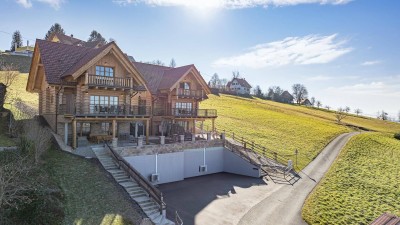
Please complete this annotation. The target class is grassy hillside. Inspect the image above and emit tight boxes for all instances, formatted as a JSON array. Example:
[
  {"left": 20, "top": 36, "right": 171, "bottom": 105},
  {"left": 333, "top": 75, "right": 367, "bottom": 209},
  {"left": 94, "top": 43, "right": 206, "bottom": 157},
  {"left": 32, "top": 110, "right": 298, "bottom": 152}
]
[
  {"left": 302, "top": 133, "right": 400, "bottom": 224},
  {"left": 44, "top": 148, "right": 142, "bottom": 225},
  {"left": 0, "top": 55, "right": 32, "bottom": 73},
  {"left": 2, "top": 73, "right": 38, "bottom": 109},
  {"left": 200, "top": 94, "right": 400, "bottom": 169}
]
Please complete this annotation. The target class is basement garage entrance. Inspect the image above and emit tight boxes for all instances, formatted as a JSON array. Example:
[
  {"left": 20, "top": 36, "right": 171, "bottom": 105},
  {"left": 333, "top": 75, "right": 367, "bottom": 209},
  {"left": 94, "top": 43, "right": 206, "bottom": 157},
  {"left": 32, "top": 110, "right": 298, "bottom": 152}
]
[{"left": 158, "top": 173, "right": 266, "bottom": 225}]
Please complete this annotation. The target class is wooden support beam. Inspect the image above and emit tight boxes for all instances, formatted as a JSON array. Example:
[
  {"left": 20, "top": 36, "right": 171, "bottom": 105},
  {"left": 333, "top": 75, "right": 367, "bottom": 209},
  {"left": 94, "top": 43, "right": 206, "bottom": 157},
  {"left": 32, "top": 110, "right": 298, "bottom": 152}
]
[
  {"left": 212, "top": 118, "right": 215, "bottom": 132},
  {"left": 146, "top": 119, "right": 150, "bottom": 144},
  {"left": 72, "top": 120, "right": 77, "bottom": 149},
  {"left": 112, "top": 119, "right": 116, "bottom": 138}
]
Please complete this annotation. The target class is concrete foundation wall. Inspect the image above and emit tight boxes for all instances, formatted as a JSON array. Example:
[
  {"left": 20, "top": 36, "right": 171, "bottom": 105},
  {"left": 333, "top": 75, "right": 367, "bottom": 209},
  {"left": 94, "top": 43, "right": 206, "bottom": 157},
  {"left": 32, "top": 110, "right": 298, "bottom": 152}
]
[
  {"left": 223, "top": 150, "right": 260, "bottom": 177},
  {"left": 124, "top": 147, "right": 260, "bottom": 185}
]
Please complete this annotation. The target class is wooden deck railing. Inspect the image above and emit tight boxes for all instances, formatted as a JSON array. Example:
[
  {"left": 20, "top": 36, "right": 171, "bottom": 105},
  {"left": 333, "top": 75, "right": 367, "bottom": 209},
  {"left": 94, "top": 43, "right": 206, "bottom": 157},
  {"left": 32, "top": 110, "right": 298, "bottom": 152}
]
[
  {"left": 104, "top": 143, "right": 166, "bottom": 215},
  {"left": 152, "top": 108, "right": 217, "bottom": 118},
  {"left": 58, "top": 104, "right": 151, "bottom": 116},
  {"left": 176, "top": 88, "right": 204, "bottom": 98},
  {"left": 87, "top": 75, "right": 133, "bottom": 88}
]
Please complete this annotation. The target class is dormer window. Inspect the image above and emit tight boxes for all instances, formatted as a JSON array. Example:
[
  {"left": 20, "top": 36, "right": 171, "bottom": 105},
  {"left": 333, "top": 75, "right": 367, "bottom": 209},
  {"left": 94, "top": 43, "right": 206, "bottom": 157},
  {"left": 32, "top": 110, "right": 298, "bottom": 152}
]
[{"left": 96, "top": 66, "right": 114, "bottom": 77}]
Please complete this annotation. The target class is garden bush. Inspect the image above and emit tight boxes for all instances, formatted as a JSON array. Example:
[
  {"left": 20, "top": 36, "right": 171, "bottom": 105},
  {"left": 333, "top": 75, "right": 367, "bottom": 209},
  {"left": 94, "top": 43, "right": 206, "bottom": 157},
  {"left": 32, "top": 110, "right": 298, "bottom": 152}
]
[{"left": 394, "top": 132, "right": 400, "bottom": 140}]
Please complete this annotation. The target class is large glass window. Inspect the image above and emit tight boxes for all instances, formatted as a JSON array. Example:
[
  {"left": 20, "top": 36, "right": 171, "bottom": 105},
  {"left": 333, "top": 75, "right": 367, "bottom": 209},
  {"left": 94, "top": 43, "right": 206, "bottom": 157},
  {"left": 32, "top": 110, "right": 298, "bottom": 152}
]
[
  {"left": 179, "top": 82, "right": 190, "bottom": 90},
  {"left": 175, "top": 102, "right": 193, "bottom": 116},
  {"left": 96, "top": 66, "right": 114, "bottom": 77},
  {"left": 90, "top": 96, "right": 119, "bottom": 114}
]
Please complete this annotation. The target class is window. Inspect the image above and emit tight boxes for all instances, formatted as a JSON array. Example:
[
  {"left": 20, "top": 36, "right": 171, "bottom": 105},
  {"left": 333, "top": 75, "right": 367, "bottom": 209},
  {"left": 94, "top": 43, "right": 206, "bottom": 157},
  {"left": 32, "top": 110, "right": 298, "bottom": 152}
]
[
  {"left": 177, "top": 121, "right": 188, "bottom": 131},
  {"left": 96, "top": 66, "right": 114, "bottom": 77},
  {"left": 101, "top": 122, "right": 110, "bottom": 134},
  {"left": 90, "top": 95, "right": 119, "bottom": 113},
  {"left": 175, "top": 102, "right": 193, "bottom": 116},
  {"left": 180, "top": 82, "right": 190, "bottom": 90},
  {"left": 175, "top": 102, "right": 192, "bottom": 109}
]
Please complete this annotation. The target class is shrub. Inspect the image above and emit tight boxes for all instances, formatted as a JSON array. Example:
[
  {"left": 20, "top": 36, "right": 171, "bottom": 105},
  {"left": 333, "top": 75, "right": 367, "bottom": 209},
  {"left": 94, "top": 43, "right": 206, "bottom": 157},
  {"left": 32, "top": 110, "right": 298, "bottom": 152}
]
[{"left": 394, "top": 133, "right": 400, "bottom": 140}]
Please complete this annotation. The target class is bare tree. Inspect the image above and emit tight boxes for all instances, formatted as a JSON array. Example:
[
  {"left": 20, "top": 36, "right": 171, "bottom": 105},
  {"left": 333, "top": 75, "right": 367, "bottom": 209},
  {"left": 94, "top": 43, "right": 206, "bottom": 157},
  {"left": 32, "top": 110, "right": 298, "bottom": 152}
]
[
  {"left": 292, "top": 84, "right": 308, "bottom": 104},
  {"left": 398, "top": 111, "right": 400, "bottom": 122},
  {"left": 335, "top": 107, "right": 347, "bottom": 124},
  {"left": 232, "top": 71, "right": 240, "bottom": 79},
  {"left": 220, "top": 78, "right": 228, "bottom": 91},
  {"left": 310, "top": 97, "right": 316, "bottom": 106},
  {"left": 344, "top": 106, "right": 351, "bottom": 113},
  {"left": 169, "top": 58, "right": 176, "bottom": 68},
  {"left": 253, "top": 85, "right": 263, "bottom": 98},
  {"left": 209, "top": 73, "right": 220, "bottom": 88},
  {"left": 0, "top": 63, "right": 19, "bottom": 88},
  {"left": 354, "top": 108, "right": 362, "bottom": 116},
  {"left": 25, "top": 119, "right": 52, "bottom": 164},
  {"left": 325, "top": 105, "right": 331, "bottom": 110},
  {"left": 0, "top": 154, "right": 36, "bottom": 209},
  {"left": 377, "top": 110, "right": 388, "bottom": 120},
  {"left": 316, "top": 100, "right": 322, "bottom": 108}
]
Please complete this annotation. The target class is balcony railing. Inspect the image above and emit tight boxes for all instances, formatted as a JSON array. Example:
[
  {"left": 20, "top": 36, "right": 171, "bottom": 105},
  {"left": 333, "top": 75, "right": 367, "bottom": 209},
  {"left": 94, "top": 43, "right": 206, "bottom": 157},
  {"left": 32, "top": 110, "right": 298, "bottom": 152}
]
[
  {"left": 87, "top": 75, "right": 133, "bottom": 88},
  {"left": 58, "top": 104, "right": 151, "bottom": 116},
  {"left": 176, "top": 88, "right": 204, "bottom": 98},
  {"left": 158, "top": 108, "right": 217, "bottom": 118}
]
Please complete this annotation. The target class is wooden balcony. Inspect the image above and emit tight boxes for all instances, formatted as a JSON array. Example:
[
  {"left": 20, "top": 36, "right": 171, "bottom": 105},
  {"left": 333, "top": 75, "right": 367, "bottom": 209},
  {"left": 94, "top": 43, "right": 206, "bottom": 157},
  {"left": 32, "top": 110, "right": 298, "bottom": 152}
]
[
  {"left": 153, "top": 108, "right": 217, "bottom": 118},
  {"left": 175, "top": 88, "right": 204, "bottom": 99},
  {"left": 86, "top": 74, "right": 143, "bottom": 90},
  {"left": 58, "top": 104, "right": 151, "bottom": 117}
]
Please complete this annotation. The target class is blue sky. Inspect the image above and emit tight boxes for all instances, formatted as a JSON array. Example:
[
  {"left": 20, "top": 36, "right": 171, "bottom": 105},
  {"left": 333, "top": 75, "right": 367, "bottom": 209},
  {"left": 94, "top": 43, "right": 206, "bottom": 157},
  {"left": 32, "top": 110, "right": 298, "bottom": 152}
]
[{"left": 1, "top": 0, "right": 400, "bottom": 118}]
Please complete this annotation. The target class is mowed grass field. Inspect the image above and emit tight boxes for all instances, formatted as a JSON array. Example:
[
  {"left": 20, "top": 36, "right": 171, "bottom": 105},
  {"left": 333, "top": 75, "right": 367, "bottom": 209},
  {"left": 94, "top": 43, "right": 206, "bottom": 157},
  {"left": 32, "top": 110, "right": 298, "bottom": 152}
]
[
  {"left": 302, "top": 133, "right": 400, "bottom": 224},
  {"left": 201, "top": 94, "right": 400, "bottom": 170},
  {"left": 2, "top": 73, "right": 38, "bottom": 108}
]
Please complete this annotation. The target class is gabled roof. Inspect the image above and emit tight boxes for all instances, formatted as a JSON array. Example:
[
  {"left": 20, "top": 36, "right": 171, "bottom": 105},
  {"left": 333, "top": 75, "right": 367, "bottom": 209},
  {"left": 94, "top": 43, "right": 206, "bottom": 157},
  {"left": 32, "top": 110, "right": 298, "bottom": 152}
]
[
  {"left": 35, "top": 39, "right": 111, "bottom": 84},
  {"left": 50, "top": 33, "right": 103, "bottom": 48},
  {"left": 280, "top": 90, "right": 294, "bottom": 99},
  {"left": 132, "top": 62, "right": 210, "bottom": 95},
  {"left": 227, "top": 78, "right": 252, "bottom": 89}
]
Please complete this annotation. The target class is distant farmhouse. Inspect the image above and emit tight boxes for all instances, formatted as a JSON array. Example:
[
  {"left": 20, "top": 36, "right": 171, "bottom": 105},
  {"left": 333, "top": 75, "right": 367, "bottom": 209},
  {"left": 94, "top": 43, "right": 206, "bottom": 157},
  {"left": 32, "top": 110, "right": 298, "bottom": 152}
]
[
  {"left": 49, "top": 33, "right": 104, "bottom": 48},
  {"left": 300, "top": 98, "right": 312, "bottom": 106},
  {"left": 226, "top": 78, "right": 252, "bottom": 95},
  {"left": 280, "top": 91, "right": 294, "bottom": 104}
]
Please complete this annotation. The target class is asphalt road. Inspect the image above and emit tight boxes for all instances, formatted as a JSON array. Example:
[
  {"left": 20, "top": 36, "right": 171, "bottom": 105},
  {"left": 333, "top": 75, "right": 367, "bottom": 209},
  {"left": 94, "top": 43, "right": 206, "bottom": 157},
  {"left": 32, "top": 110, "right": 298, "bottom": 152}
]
[{"left": 238, "top": 132, "right": 359, "bottom": 225}]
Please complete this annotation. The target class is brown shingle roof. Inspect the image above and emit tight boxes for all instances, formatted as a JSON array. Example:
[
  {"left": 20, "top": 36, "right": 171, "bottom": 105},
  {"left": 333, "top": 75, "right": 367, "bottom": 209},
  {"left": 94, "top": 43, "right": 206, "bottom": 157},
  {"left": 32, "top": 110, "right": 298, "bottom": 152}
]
[
  {"left": 51, "top": 33, "right": 84, "bottom": 45},
  {"left": 370, "top": 213, "right": 400, "bottom": 225},
  {"left": 227, "top": 78, "right": 252, "bottom": 89},
  {"left": 132, "top": 62, "right": 194, "bottom": 95},
  {"left": 36, "top": 39, "right": 111, "bottom": 84}
]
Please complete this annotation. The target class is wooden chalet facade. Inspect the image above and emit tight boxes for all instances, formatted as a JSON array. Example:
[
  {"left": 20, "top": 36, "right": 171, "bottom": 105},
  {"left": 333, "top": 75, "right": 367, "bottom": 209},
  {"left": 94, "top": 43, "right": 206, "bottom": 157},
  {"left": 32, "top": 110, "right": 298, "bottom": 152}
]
[
  {"left": 27, "top": 39, "right": 216, "bottom": 148},
  {"left": 133, "top": 62, "right": 217, "bottom": 137}
]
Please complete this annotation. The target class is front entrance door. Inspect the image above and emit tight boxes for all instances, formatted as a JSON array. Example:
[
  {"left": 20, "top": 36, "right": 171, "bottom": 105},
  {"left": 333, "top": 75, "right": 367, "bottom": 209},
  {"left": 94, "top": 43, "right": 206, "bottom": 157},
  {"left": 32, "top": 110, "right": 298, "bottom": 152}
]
[{"left": 65, "top": 94, "right": 75, "bottom": 114}]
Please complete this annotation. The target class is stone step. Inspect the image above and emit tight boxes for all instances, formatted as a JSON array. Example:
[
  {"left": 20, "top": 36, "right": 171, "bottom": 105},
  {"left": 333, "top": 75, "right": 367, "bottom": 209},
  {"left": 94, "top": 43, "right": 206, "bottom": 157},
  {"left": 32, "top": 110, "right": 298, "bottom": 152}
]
[
  {"left": 139, "top": 201, "right": 156, "bottom": 208},
  {"left": 142, "top": 204, "right": 159, "bottom": 212},
  {"left": 133, "top": 196, "right": 152, "bottom": 204},
  {"left": 144, "top": 208, "right": 160, "bottom": 217},
  {"left": 130, "top": 192, "right": 147, "bottom": 198},
  {"left": 120, "top": 181, "right": 139, "bottom": 188}
]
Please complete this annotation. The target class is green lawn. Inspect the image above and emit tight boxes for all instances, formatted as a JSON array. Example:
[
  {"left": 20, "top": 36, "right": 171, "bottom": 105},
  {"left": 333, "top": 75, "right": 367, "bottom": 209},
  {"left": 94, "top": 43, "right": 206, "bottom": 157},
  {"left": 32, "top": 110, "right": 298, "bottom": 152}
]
[
  {"left": 43, "top": 148, "right": 142, "bottom": 225},
  {"left": 200, "top": 94, "right": 400, "bottom": 170},
  {"left": 302, "top": 133, "right": 400, "bottom": 224}
]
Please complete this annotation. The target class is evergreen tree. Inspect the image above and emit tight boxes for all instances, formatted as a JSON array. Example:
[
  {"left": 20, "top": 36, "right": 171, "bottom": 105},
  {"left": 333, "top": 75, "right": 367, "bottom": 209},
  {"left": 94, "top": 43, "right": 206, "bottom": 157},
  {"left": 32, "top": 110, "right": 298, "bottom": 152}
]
[
  {"left": 45, "top": 23, "right": 65, "bottom": 40},
  {"left": 10, "top": 30, "right": 23, "bottom": 51},
  {"left": 88, "top": 30, "right": 107, "bottom": 45}
]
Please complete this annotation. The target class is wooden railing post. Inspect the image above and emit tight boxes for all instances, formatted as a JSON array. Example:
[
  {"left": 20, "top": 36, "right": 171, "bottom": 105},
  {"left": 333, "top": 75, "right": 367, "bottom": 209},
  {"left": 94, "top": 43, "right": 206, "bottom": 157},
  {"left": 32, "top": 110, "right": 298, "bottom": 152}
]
[{"left": 274, "top": 152, "right": 277, "bottom": 161}]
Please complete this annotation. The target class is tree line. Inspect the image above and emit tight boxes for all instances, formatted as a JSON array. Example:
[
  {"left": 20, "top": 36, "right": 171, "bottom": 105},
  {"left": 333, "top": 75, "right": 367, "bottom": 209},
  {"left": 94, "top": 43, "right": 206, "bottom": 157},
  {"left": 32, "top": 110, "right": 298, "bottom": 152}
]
[{"left": 8, "top": 23, "right": 110, "bottom": 52}]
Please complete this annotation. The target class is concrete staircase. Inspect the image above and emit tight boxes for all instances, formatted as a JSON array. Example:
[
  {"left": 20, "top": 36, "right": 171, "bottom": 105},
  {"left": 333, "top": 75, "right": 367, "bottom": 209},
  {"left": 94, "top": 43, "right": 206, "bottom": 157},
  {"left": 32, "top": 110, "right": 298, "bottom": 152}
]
[{"left": 91, "top": 146, "right": 174, "bottom": 225}]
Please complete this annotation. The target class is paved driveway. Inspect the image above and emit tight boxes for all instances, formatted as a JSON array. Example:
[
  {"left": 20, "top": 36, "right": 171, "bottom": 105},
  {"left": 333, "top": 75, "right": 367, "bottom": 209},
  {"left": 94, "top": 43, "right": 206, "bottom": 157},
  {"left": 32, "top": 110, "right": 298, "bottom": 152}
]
[
  {"left": 158, "top": 132, "right": 358, "bottom": 225},
  {"left": 158, "top": 173, "right": 267, "bottom": 225}
]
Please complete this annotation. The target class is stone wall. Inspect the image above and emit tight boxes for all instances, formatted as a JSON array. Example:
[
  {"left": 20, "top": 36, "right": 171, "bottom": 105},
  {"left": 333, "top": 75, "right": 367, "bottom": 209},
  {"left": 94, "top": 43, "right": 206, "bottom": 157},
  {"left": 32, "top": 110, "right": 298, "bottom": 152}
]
[{"left": 116, "top": 139, "right": 224, "bottom": 157}]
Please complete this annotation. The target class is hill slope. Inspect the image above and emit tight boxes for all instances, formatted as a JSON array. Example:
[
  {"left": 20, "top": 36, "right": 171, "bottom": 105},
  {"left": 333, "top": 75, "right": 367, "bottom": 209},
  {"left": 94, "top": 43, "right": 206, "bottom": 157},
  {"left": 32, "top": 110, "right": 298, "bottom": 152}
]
[{"left": 200, "top": 94, "right": 400, "bottom": 169}]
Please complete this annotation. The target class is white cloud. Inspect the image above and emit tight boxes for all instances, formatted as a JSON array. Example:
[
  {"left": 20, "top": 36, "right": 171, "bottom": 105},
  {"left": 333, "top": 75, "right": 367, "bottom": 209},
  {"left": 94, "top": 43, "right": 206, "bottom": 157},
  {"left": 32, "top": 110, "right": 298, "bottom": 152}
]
[
  {"left": 213, "top": 34, "right": 352, "bottom": 69},
  {"left": 308, "top": 75, "right": 333, "bottom": 81},
  {"left": 16, "top": 0, "right": 32, "bottom": 8},
  {"left": 15, "top": 0, "right": 64, "bottom": 9},
  {"left": 327, "top": 78, "right": 400, "bottom": 97},
  {"left": 361, "top": 60, "right": 381, "bottom": 66},
  {"left": 113, "top": 0, "right": 352, "bottom": 8}
]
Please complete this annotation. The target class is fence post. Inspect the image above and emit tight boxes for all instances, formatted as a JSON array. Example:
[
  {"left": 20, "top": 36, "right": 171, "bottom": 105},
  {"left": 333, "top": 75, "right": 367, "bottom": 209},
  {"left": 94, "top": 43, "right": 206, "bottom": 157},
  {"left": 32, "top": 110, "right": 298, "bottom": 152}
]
[
  {"left": 244, "top": 142, "right": 247, "bottom": 150},
  {"left": 252, "top": 141, "right": 254, "bottom": 151},
  {"left": 295, "top": 149, "right": 298, "bottom": 168},
  {"left": 274, "top": 152, "right": 277, "bottom": 161},
  {"left": 263, "top": 147, "right": 266, "bottom": 155},
  {"left": 232, "top": 132, "right": 235, "bottom": 140}
]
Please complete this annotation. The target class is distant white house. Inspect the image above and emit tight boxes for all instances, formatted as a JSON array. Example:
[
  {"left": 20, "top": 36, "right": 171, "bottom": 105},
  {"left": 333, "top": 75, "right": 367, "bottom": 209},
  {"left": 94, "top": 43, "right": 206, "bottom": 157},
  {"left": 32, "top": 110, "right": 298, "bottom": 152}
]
[{"left": 226, "top": 78, "right": 252, "bottom": 95}]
